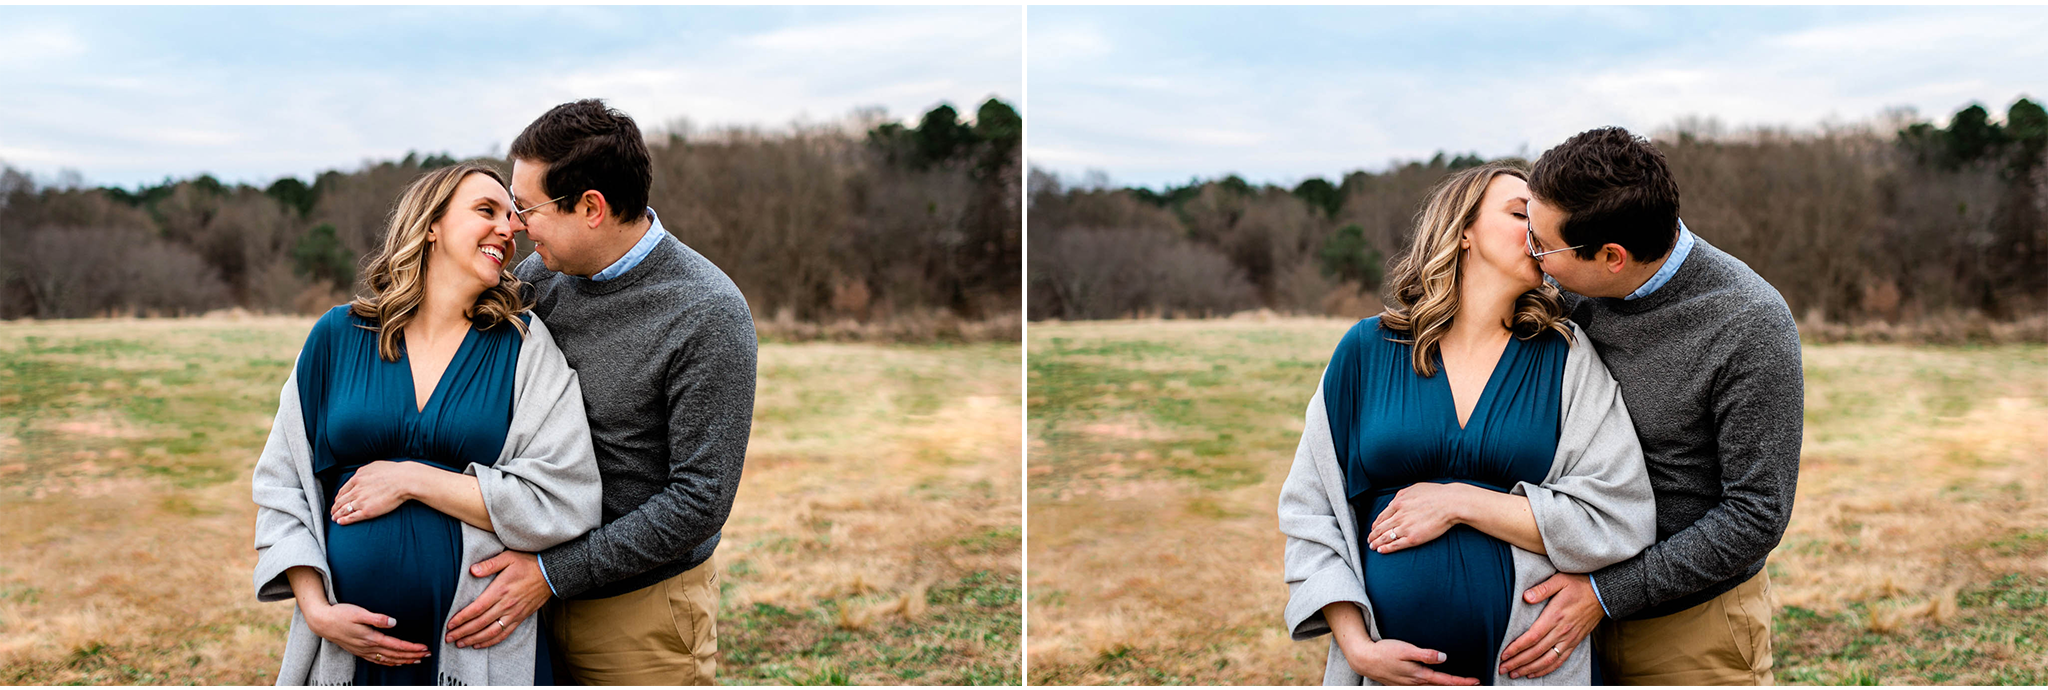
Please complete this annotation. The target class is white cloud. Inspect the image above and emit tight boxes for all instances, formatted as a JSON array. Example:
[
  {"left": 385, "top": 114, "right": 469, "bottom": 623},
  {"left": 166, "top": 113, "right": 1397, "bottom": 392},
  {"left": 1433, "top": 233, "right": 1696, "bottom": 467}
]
[
  {"left": 0, "top": 22, "right": 86, "bottom": 70},
  {"left": 0, "top": 7, "right": 1019, "bottom": 188},
  {"left": 1030, "top": 6, "right": 2048, "bottom": 188},
  {"left": 1028, "top": 21, "right": 1112, "bottom": 68},
  {"left": 1027, "top": 145, "right": 1131, "bottom": 170},
  {"left": 743, "top": 11, "right": 1010, "bottom": 56},
  {"left": 1153, "top": 126, "right": 1269, "bottom": 148}
]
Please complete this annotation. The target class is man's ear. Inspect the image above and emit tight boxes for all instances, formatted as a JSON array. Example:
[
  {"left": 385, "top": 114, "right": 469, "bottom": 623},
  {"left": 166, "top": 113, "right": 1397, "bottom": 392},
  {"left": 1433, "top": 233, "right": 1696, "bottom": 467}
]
[
  {"left": 581, "top": 190, "right": 609, "bottom": 229},
  {"left": 1600, "top": 243, "right": 1631, "bottom": 275}
]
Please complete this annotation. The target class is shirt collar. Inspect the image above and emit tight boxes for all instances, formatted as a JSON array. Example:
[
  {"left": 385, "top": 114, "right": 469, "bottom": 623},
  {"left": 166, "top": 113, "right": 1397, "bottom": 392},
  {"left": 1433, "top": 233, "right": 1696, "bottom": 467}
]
[
  {"left": 589, "top": 208, "right": 667, "bottom": 282},
  {"left": 1623, "top": 220, "right": 1694, "bottom": 301}
]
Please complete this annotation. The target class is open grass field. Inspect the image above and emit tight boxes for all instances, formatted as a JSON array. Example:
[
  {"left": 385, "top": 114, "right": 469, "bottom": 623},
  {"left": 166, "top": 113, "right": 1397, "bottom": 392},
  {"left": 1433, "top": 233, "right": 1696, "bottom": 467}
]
[
  {"left": 0, "top": 314, "right": 1021, "bottom": 685},
  {"left": 1027, "top": 316, "right": 2048, "bottom": 685}
]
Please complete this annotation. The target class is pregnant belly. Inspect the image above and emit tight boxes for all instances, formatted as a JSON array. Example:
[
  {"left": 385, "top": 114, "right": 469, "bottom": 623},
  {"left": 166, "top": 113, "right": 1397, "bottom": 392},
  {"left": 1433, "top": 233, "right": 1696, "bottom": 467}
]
[
  {"left": 326, "top": 500, "right": 462, "bottom": 645},
  {"left": 1362, "top": 525, "right": 1514, "bottom": 682}
]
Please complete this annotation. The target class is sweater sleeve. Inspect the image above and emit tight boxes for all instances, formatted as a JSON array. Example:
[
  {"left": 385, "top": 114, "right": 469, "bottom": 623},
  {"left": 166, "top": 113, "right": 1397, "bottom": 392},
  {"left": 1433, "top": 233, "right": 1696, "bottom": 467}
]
[
  {"left": 1514, "top": 324, "right": 1658, "bottom": 575},
  {"left": 538, "top": 293, "right": 758, "bottom": 598},
  {"left": 1589, "top": 303, "right": 1803, "bottom": 618}
]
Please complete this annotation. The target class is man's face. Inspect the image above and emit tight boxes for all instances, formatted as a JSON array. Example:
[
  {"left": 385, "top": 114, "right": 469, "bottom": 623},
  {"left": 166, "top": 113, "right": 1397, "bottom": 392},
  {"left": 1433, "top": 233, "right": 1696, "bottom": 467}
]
[
  {"left": 510, "top": 158, "right": 577, "bottom": 274},
  {"left": 1527, "top": 195, "right": 1603, "bottom": 296}
]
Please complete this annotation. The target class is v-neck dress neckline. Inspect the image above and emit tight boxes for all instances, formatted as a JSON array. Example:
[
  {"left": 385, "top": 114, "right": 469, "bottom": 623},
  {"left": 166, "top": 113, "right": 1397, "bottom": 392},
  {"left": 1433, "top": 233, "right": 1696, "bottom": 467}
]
[
  {"left": 1435, "top": 335, "right": 1520, "bottom": 433},
  {"left": 405, "top": 325, "right": 479, "bottom": 415}
]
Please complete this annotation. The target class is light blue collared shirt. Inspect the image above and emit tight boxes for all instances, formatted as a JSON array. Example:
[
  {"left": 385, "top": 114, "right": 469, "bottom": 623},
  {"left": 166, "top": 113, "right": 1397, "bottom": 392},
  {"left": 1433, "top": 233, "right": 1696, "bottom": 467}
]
[
  {"left": 1622, "top": 220, "right": 1694, "bottom": 301},
  {"left": 588, "top": 208, "right": 669, "bottom": 281},
  {"left": 535, "top": 210, "right": 665, "bottom": 596}
]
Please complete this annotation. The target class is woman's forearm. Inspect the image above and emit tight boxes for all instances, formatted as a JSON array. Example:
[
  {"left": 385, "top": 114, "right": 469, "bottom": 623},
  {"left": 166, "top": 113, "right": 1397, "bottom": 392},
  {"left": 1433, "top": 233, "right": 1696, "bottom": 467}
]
[
  {"left": 407, "top": 465, "right": 494, "bottom": 532},
  {"left": 286, "top": 565, "right": 332, "bottom": 612},
  {"left": 1322, "top": 600, "right": 1374, "bottom": 655},
  {"left": 1455, "top": 488, "right": 1547, "bottom": 555}
]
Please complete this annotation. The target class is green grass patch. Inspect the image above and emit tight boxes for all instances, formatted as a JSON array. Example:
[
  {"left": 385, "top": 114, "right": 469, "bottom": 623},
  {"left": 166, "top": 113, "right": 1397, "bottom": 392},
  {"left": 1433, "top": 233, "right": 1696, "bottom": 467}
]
[
  {"left": 720, "top": 571, "right": 1020, "bottom": 685},
  {"left": 1776, "top": 574, "right": 2048, "bottom": 684}
]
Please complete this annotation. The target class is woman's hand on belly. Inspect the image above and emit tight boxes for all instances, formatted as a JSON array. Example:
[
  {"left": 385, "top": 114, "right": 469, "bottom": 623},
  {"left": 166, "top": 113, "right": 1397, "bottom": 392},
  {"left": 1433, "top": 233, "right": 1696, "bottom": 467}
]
[
  {"left": 303, "top": 600, "right": 432, "bottom": 667},
  {"left": 1345, "top": 637, "right": 1482, "bottom": 686},
  {"left": 1367, "top": 482, "right": 1479, "bottom": 554},
  {"left": 331, "top": 460, "right": 422, "bottom": 525}
]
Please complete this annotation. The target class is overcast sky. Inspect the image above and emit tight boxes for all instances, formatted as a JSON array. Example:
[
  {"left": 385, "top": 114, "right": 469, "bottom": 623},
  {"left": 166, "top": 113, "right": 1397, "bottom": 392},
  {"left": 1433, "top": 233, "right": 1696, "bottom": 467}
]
[
  {"left": 0, "top": 6, "right": 1021, "bottom": 189},
  {"left": 1029, "top": 5, "right": 2048, "bottom": 190}
]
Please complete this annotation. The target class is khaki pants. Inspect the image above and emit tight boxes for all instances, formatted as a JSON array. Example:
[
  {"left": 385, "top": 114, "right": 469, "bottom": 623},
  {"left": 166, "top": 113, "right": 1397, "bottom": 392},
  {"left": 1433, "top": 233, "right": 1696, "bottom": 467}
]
[
  {"left": 1594, "top": 569, "right": 1775, "bottom": 685},
  {"left": 544, "top": 557, "right": 719, "bottom": 685}
]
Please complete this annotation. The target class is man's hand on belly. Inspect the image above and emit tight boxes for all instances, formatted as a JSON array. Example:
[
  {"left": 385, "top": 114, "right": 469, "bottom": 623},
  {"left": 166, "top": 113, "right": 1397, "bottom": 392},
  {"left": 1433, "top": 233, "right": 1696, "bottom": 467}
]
[
  {"left": 1499, "top": 573, "right": 1603, "bottom": 679},
  {"left": 447, "top": 551, "right": 551, "bottom": 649}
]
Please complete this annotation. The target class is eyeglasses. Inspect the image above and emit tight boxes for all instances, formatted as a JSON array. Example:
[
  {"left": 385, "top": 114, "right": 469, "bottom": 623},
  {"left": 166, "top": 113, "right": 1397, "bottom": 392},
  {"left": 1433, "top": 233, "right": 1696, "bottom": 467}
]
[
  {"left": 511, "top": 194, "right": 570, "bottom": 224},
  {"left": 1525, "top": 224, "right": 1585, "bottom": 259}
]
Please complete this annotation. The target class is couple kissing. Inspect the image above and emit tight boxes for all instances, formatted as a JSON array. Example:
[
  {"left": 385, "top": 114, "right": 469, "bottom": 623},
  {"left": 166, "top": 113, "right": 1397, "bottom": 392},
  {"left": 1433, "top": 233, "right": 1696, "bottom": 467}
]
[{"left": 1282, "top": 127, "right": 1802, "bottom": 686}]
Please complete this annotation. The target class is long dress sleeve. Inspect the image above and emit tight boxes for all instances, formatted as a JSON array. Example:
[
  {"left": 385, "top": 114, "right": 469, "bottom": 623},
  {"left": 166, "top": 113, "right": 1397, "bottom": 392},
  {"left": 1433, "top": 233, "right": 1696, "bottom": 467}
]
[
  {"left": 1280, "top": 380, "right": 1377, "bottom": 643},
  {"left": 251, "top": 365, "right": 330, "bottom": 602},
  {"left": 250, "top": 312, "right": 366, "bottom": 685}
]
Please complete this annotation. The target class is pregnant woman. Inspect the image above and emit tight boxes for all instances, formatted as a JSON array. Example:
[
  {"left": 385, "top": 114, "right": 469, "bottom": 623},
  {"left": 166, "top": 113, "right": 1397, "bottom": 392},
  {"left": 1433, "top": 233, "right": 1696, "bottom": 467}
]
[
  {"left": 252, "top": 163, "right": 601, "bottom": 685},
  {"left": 1279, "top": 162, "right": 1656, "bottom": 685}
]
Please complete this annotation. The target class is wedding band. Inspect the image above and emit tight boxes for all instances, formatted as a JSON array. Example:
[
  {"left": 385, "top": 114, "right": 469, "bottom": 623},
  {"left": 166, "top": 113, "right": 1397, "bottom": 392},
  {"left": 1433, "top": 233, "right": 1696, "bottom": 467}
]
[
  {"left": 495, "top": 617, "right": 507, "bottom": 629},
  {"left": 1549, "top": 645, "right": 1562, "bottom": 656},
  {"left": 374, "top": 653, "right": 384, "bottom": 662}
]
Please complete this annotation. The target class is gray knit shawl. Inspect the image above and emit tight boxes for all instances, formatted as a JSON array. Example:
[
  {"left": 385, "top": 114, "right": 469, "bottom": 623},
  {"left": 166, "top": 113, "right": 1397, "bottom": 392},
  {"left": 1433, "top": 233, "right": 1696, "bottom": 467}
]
[
  {"left": 1280, "top": 322, "right": 1657, "bottom": 686},
  {"left": 252, "top": 315, "right": 602, "bottom": 685}
]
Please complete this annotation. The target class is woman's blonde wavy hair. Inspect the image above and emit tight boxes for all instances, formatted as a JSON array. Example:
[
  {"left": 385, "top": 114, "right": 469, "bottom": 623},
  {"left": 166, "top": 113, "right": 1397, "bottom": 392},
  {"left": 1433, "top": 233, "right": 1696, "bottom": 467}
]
[
  {"left": 348, "top": 163, "right": 529, "bottom": 362},
  {"left": 1379, "top": 161, "right": 1571, "bottom": 377}
]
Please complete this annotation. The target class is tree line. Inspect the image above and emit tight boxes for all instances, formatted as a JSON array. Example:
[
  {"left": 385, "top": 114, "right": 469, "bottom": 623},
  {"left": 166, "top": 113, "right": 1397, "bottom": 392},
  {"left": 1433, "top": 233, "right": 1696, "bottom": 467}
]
[
  {"left": 1029, "top": 98, "right": 2048, "bottom": 326},
  {"left": 0, "top": 99, "right": 1021, "bottom": 329}
]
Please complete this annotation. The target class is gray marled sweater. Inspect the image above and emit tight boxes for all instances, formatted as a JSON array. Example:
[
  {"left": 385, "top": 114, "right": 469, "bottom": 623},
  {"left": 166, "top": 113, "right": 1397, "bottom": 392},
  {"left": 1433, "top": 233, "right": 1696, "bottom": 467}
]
[
  {"left": 515, "top": 231, "right": 757, "bottom": 600},
  {"left": 1564, "top": 235, "right": 1803, "bottom": 620}
]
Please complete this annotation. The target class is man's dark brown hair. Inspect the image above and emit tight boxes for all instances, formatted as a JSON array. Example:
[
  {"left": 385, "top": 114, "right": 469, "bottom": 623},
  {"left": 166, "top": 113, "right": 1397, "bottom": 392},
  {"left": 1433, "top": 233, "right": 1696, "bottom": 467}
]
[
  {"left": 1528, "top": 126, "right": 1681, "bottom": 263},
  {"left": 509, "top": 99, "right": 651, "bottom": 225}
]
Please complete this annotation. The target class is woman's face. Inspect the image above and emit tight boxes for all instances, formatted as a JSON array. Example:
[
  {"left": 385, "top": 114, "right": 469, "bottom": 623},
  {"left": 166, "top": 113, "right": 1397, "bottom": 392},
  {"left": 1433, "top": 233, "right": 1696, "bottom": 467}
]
[
  {"left": 427, "top": 173, "right": 520, "bottom": 294},
  {"left": 1462, "top": 174, "right": 1542, "bottom": 291}
]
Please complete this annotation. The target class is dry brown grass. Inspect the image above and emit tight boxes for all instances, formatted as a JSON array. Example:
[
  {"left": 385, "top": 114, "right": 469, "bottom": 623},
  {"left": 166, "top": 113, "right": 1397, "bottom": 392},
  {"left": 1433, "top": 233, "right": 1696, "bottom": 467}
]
[
  {"left": 1027, "top": 316, "right": 2048, "bottom": 685},
  {"left": 753, "top": 310, "right": 1022, "bottom": 344},
  {"left": 1028, "top": 317, "right": 1341, "bottom": 684},
  {"left": 1800, "top": 312, "right": 2048, "bottom": 345},
  {"left": 0, "top": 316, "right": 1021, "bottom": 685}
]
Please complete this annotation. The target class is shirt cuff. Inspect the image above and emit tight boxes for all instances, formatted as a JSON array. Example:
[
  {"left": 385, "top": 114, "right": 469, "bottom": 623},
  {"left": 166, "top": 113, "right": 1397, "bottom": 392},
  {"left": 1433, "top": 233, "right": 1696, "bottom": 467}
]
[
  {"left": 1588, "top": 573, "right": 1612, "bottom": 618},
  {"left": 537, "top": 553, "right": 559, "bottom": 597}
]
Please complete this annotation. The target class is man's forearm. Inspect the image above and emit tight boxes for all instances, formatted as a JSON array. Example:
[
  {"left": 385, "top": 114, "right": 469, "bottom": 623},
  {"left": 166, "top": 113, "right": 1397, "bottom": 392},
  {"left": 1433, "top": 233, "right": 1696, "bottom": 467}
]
[
  {"left": 1592, "top": 499, "right": 1786, "bottom": 618},
  {"left": 538, "top": 469, "right": 740, "bottom": 598}
]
